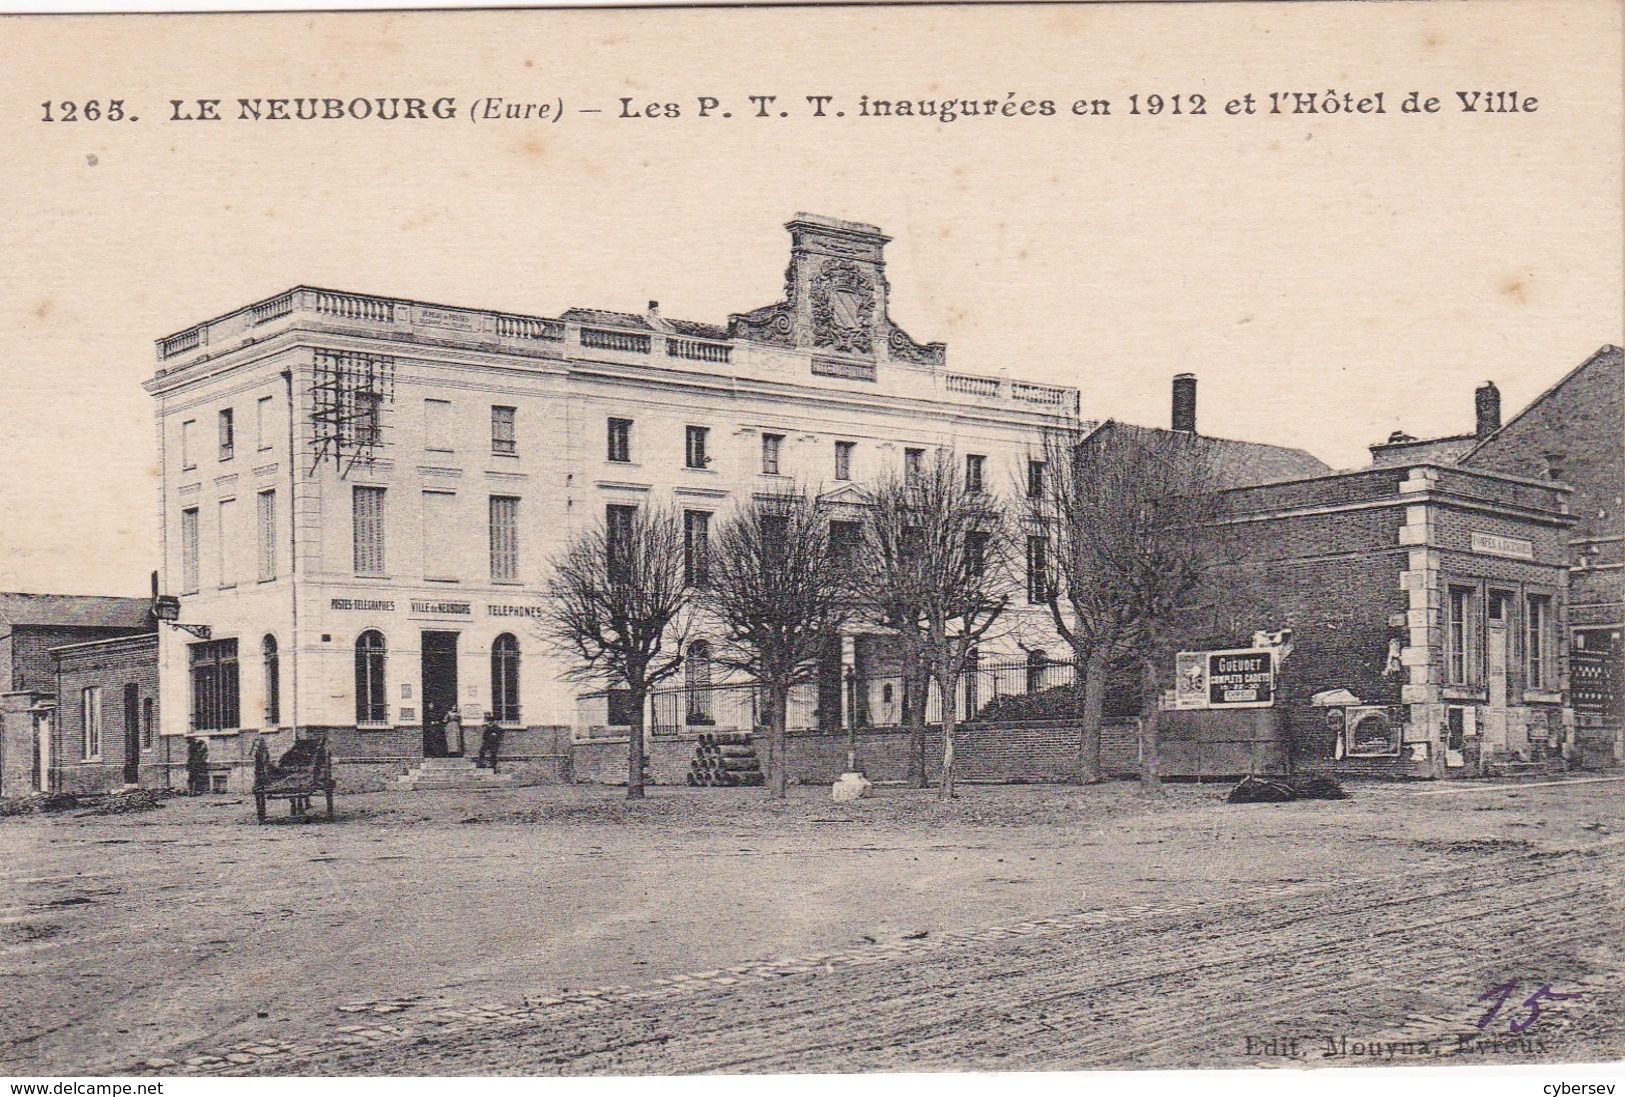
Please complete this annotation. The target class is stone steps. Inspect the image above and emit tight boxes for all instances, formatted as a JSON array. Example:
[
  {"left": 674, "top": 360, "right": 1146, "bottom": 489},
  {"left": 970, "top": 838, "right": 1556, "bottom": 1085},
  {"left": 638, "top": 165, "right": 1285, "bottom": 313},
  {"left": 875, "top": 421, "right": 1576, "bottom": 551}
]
[{"left": 393, "top": 758, "right": 515, "bottom": 792}]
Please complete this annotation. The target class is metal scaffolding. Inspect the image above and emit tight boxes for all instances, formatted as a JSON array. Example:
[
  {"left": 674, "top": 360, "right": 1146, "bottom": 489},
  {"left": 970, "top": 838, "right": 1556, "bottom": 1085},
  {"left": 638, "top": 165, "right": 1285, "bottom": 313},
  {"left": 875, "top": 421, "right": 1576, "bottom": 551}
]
[{"left": 309, "top": 349, "right": 394, "bottom": 477}]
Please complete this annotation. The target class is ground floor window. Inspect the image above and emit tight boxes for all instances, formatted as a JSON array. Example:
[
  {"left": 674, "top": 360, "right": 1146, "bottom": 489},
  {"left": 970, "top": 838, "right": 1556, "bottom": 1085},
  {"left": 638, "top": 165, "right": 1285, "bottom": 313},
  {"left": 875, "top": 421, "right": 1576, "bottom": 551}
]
[
  {"left": 81, "top": 686, "right": 103, "bottom": 759},
  {"left": 262, "top": 634, "right": 280, "bottom": 726},
  {"left": 355, "top": 630, "right": 389, "bottom": 726},
  {"left": 1526, "top": 593, "right": 1554, "bottom": 690},
  {"left": 491, "top": 633, "right": 521, "bottom": 724},
  {"left": 189, "top": 639, "right": 240, "bottom": 732}
]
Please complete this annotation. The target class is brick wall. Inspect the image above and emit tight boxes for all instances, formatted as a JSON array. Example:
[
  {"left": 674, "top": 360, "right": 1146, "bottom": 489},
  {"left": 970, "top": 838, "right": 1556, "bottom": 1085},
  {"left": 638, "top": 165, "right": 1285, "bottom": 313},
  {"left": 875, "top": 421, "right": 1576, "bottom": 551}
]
[{"left": 52, "top": 635, "right": 161, "bottom": 794}]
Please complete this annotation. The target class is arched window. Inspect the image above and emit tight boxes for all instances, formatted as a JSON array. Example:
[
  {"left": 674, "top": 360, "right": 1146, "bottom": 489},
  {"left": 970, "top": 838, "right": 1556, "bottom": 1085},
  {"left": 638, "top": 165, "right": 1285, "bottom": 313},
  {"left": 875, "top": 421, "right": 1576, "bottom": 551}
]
[
  {"left": 1026, "top": 649, "right": 1048, "bottom": 695},
  {"left": 686, "top": 640, "right": 713, "bottom": 724},
  {"left": 262, "top": 635, "right": 281, "bottom": 727},
  {"left": 491, "top": 633, "right": 521, "bottom": 725},
  {"left": 141, "top": 697, "right": 155, "bottom": 751},
  {"left": 355, "top": 630, "right": 388, "bottom": 726}
]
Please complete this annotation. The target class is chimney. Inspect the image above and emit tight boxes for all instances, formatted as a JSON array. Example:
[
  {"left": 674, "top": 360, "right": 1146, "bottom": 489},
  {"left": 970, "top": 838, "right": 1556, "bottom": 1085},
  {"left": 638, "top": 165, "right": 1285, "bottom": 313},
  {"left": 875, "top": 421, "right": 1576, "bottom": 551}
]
[
  {"left": 1475, "top": 381, "right": 1501, "bottom": 439},
  {"left": 1172, "top": 373, "right": 1197, "bottom": 433}
]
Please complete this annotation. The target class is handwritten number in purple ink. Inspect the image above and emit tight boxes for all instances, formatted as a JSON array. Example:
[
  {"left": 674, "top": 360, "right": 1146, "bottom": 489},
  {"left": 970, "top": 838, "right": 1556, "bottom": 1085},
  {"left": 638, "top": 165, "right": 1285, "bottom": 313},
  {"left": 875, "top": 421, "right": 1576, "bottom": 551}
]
[
  {"left": 1508, "top": 985, "right": 1580, "bottom": 1034},
  {"left": 1477, "top": 980, "right": 1521, "bottom": 1030}
]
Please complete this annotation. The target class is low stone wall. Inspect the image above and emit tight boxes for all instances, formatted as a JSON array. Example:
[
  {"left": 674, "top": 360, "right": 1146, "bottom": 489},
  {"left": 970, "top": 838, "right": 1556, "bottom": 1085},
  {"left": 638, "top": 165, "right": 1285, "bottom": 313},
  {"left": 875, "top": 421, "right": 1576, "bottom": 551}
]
[{"left": 571, "top": 720, "right": 1154, "bottom": 788}]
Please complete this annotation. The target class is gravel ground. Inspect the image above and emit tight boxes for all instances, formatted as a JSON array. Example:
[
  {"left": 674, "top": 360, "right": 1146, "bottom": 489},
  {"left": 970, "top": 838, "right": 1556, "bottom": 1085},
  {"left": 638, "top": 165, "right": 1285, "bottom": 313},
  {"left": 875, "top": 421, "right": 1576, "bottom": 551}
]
[{"left": 0, "top": 777, "right": 1620, "bottom": 1075}]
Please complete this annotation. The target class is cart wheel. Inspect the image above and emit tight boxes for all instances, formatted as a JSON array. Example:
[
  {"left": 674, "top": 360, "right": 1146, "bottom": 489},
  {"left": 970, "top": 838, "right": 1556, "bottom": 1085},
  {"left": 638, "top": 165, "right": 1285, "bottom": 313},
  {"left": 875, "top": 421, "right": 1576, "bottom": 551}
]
[{"left": 254, "top": 792, "right": 266, "bottom": 823}]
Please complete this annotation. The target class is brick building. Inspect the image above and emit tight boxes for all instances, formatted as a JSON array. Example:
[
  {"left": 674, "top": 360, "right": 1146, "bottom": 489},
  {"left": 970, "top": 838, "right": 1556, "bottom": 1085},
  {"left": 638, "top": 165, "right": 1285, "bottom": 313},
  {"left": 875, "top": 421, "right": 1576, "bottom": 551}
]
[
  {"left": 1208, "top": 462, "right": 1573, "bottom": 777},
  {"left": 48, "top": 634, "right": 164, "bottom": 794},
  {"left": 1461, "top": 345, "right": 1624, "bottom": 765},
  {"left": 0, "top": 594, "right": 155, "bottom": 797}
]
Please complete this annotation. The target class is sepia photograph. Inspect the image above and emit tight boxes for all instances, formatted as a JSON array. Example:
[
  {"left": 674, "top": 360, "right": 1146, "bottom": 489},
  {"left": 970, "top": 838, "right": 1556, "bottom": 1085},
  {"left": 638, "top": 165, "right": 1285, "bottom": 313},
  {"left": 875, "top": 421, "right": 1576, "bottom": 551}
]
[{"left": 0, "top": 0, "right": 1621, "bottom": 1082}]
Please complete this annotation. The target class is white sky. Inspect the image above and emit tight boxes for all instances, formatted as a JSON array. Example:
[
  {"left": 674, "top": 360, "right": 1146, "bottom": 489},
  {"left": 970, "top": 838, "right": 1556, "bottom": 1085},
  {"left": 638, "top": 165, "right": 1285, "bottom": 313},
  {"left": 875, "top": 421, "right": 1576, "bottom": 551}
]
[{"left": 0, "top": 0, "right": 1620, "bottom": 595}]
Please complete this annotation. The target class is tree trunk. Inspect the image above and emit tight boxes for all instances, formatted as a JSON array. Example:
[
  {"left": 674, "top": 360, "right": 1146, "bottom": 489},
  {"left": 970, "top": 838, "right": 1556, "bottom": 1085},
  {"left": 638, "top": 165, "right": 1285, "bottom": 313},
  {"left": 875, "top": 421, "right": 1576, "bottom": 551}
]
[
  {"left": 906, "top": 662, "right": 929, "bottom": 789},
  {"left": 768, "top": 685, "right": 790, "bottom": 800},
  {"left": 1138, "top": 658, "right": 1162, "bottom": 795},
  {"left": 626, "top": 684, "right": 647, "bottom": 800},
  {"left": 1077, "top": 646, "right": 1108, "bottom": 784},
  {"left": 937, "top": 671, "right": 957, "bottom": 801}
]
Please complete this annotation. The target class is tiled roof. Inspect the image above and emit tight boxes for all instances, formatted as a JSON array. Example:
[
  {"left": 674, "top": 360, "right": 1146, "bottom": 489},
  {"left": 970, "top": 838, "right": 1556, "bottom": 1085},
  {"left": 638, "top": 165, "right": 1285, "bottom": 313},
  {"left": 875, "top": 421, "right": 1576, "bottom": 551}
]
[
  {"left": 0, "top": 593, "right": 153, "bottom": 630},
  {"left": 1088, "top": 422, "right": 1332, "bottom": 488}
]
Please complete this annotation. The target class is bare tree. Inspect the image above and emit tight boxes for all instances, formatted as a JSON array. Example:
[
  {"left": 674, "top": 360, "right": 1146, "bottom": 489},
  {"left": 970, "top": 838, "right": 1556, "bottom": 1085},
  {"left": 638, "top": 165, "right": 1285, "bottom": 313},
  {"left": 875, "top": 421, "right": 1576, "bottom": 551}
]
[
  {"left": 1066, "top": 423, "right": 1229, "bottom": 793},
  {"left": 703, "top": 487, "right": 855, "bottom": 799},
  {"left": 1026, "top": 427, "right": 1137, "bottom": 784},
  {"left": 860, "top": 449, "right": 1017, "bottom": 800},
  {"left": 541, "top": 503, "right": 692, "bottom": 800}
]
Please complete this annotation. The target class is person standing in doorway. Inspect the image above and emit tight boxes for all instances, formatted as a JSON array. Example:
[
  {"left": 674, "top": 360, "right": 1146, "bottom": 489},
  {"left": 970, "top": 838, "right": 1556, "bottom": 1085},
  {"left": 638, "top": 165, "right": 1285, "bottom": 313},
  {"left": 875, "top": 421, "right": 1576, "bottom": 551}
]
[{"left": 443, "top": 708, "right": 464, "bottom": 757}]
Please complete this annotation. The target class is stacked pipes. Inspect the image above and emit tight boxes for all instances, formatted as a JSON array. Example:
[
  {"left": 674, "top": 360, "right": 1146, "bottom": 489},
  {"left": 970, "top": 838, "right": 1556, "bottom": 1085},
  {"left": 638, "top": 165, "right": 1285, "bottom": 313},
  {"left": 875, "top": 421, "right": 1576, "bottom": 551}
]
[{"left": 685, "top": 732, "right": 765, "bottom": 787}]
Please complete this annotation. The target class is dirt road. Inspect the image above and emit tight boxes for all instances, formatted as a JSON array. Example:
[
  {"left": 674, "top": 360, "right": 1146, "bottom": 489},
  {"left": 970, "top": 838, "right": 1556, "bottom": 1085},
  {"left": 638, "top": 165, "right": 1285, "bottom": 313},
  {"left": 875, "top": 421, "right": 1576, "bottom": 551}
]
[{"left": 1, "top": 779, "right": 1620, "bottom": 1075}]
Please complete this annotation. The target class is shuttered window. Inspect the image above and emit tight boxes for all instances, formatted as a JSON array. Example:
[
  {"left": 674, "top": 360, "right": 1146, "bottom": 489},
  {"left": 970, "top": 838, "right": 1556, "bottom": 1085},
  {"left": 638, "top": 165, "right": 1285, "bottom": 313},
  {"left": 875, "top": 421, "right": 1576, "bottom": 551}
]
[
  {"left": 217, "top": 498, "right": 237, "bottom": 588},
  {"left": 490, "top": 495, "right": 520, "bottom": 582},
  {"left": 353, "top": 486, "right": 387, "bottom": 576},
  {"left": 181, "top": 507, "right": 200, "bottom": 594},
  {"left": 256, "top": 490, "right": 277, "bottom": 581},
  {"left": 422, "top": 491, "right": 456, "bottom": 580}
]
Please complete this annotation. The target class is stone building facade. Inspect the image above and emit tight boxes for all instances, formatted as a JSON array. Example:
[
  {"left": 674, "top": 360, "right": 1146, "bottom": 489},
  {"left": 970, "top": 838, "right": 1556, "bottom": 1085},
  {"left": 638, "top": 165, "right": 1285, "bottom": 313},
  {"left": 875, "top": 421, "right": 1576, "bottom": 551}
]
[{"left": 144, "top": 215, "right": 1083, "bottom": 790}]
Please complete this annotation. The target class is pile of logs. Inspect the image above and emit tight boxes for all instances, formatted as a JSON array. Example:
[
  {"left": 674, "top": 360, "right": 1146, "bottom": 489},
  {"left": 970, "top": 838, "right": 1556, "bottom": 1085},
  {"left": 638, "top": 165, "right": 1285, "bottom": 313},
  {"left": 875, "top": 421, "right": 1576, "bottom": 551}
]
[{"left": 686, "top": 732, "right": 765, "bottom": 787}]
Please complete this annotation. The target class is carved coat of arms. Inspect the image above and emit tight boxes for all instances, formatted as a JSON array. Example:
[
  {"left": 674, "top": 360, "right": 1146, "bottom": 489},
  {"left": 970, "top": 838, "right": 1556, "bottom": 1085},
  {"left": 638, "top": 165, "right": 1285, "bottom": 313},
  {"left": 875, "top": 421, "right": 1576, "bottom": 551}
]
[{"left": 810, "top": 258, "right": 876, "bottom": 355}]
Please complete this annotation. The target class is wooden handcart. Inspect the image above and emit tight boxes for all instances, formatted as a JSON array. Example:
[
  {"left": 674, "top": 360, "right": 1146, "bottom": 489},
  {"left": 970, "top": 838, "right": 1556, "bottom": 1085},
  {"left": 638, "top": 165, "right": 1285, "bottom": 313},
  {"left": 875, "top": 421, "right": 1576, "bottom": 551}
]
[{"left": 252, "top": 735, "right": 336, "bottom": 823}]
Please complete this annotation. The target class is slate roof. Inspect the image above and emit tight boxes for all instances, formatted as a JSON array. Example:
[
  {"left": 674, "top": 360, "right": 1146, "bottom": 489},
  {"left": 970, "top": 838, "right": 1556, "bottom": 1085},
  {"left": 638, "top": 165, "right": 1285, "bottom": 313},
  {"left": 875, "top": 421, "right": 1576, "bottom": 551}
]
[
  {"left": 1084, "top": 421, "right": 1332, "bottom": 489},
  {"left": 0, "top": 593, "right": 153, "bottom": 631}
]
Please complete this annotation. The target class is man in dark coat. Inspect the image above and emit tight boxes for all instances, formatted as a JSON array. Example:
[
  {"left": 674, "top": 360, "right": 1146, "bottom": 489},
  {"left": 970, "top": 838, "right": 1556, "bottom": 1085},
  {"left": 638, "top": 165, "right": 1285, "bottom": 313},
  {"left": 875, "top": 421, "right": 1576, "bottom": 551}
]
[{"left": 477, "top": 712, "right": 504, "bottom": 772}]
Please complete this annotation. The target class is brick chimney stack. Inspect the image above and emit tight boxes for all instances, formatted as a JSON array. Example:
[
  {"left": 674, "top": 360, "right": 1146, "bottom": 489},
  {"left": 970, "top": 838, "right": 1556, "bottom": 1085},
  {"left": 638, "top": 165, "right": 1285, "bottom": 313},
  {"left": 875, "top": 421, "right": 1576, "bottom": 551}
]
[
  {"left": 1172, "top": 373, "right": 1197, "bottom": 433},
  {"left": 1475, "top": 381, "right": 1501, "bottom": 440}
]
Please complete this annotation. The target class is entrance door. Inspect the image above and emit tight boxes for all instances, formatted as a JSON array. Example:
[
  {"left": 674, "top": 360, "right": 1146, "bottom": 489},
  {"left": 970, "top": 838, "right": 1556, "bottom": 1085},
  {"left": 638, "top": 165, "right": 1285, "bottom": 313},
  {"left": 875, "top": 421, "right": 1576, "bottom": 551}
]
[
  {"left": 421, "top": 631, "right": 461, "bottom": 757},
  {"left": 123, "top": 684, "right": 141, "bottom": 785}
]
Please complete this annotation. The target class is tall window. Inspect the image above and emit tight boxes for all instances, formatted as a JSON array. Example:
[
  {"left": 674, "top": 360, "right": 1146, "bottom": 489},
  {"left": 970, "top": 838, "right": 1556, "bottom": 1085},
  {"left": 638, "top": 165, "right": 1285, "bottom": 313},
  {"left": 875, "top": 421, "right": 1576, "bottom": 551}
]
[
  {"left": 256, "top": 490, "right": 277, "bottom": 581},
  {"left": 217, "top": 498, "right": 237, "bottom": 588},
  {"left": 1447, "top": 586, "right": 1480, "bottom": 686},
  {"left": 606, "top": 504, "right": 637, "bottom": 581},
  {"left": 353, "top": 485, "right": 387, "bottom": 576},
  {"left": 491, "top": 405, "right": 517, "bottom": 455},
  {"left": 491, "top": 633, "right": 521, "bottom": 724},
  {"left": 685, "top": 425, "right": 710, "bottom": 469},
  {"left": 684, "top": 510, "right": 711, "bottom": 587},
  {"left": 965, "top": 530, "right": 990, "bottom": 578},
  {"left": 1027, "top": 459, "right": 1046, "bottom": 500},
  {"left": 355, "top": 631, "right": 388, "bottom": 725},
  {"left": 904, "top": 447, "right": 925, "bottom": 484},
  {"left": 834, "top": 440, "right": 854, "bottom": 481},
  {"left": 424, "top": 398, "right": 452, "bottom": 452},
  {"left": 686, "top": 640, "right": 713, "bottom": 723},
  {"left": 180, "top": 507, "right": 200, "bottom": 594},
  {"left": 761, "top": 433, "right": 784, "bottom": 475},
  {"left": 141, "top": 697, "right": 155, "bottom": 751},
  {"left": 829, "top": 520, "right": 862, "bottom": 567},
  {"left": 1527, "top": 594, "right": 1554, "bottom": 690},
  {"left": 180, "top": 419, "right": 196, "bottom": 470},
  {"left": 490, "top": 495, "right": 520, "bottom": 582},
  {"left": 189, "top": 639, "right": 240, "bottom": 732},
  {"left": 262, "top": 634, "right": 280, "bottom": 726},
  {"left": 217, "top": 408, "right": 235, "bottom": 461},
  {"left": 422, "top": 492, "right": 457, "bottom": 580},
  {"left": 1026, "top": 535, "right": 1048, "bottom": 604},
  {"left": 607, "top": 417, "right": 632, "bottom": 463},
  {"left": 965, "top": 454, "right": 986, "bottom": 493},
  {"left": 81, "top": 686, "right": 103, "bottom": 759},
  {"left": 256, "top": 395, "right": 274, "bottom": 452}
]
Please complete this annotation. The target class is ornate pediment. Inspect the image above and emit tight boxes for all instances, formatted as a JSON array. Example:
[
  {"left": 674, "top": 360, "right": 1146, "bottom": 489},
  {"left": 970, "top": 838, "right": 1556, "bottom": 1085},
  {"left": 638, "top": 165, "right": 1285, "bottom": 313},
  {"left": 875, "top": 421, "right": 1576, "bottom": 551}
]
[{"left": 725, "top": 214, "right": 946, "bottom": 369}]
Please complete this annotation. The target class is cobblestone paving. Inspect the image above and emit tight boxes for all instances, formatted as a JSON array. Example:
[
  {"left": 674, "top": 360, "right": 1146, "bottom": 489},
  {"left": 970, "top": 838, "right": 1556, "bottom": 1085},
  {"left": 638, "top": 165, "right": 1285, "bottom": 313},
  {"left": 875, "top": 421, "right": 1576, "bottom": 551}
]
[{"left": 148, "top": 837, "right": 1624, "bottom": 1075}]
